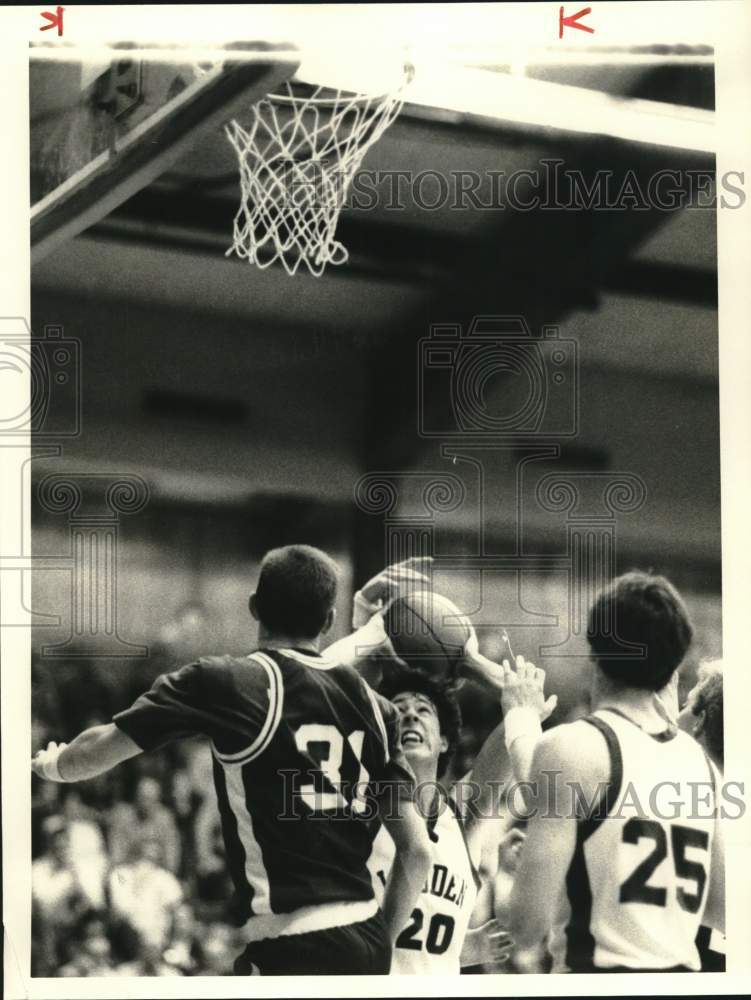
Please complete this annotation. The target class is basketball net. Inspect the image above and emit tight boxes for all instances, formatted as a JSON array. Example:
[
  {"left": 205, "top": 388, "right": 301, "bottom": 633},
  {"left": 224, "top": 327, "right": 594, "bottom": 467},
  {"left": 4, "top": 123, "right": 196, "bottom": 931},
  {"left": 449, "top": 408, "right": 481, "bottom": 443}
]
[{"left": 225, "top": 63, "right": 413, "bottom": 277}]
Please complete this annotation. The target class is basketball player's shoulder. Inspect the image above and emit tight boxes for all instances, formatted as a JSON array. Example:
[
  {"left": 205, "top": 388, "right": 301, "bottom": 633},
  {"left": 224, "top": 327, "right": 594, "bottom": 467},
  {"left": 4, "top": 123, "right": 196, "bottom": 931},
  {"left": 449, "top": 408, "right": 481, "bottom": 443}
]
[
  {"left": 194, "top": 652, "right": 278, "bottom": 707},
  {"left": 343, "top": 662, "right": 397, "bottom": 719},
  {"left": 325, "top": 657, "right": 399, "bottom": 731},
  {"left": 531, "top": 718, "right": 611, "bottom": 779}
]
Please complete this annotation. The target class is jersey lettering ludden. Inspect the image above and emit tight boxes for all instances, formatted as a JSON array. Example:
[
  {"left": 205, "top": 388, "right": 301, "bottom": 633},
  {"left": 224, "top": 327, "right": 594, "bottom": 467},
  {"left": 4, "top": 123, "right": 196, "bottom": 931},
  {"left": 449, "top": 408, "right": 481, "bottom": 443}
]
[{"left": 376, "top": 861, "right": 470, "bottom": 910}]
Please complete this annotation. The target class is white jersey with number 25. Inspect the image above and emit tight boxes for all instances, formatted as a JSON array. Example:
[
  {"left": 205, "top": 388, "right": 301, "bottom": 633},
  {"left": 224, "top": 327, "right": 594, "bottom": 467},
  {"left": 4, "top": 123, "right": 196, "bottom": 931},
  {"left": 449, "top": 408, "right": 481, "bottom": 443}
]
[{"left": 549, "top": 708, "right": 718, "bottom": 972}]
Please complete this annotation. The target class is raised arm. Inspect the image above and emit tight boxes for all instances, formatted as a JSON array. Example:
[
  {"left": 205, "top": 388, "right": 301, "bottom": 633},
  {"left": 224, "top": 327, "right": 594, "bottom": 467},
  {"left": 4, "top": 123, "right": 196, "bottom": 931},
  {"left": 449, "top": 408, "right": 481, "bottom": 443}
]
[
  {"left": 31, "top": 724, "right": 142, "bottom": 783},
  {"left": 324, "top": 612, "right": 392, "bottom": 668},
  {"left": 325, "top": 556, "right": 432, "bottom": 670},
  {"left": 378, "top": 795, "right": 433, "bottom": 945},
  {"left": 461, "top": 637, "right": 557, "bottom": 863}
]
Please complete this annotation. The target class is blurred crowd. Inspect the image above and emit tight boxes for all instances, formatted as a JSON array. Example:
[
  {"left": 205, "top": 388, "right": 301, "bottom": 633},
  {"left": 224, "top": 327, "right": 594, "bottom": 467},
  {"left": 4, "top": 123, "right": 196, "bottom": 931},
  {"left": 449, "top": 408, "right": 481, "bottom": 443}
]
[
  {"left": 31, "top": 646, "right": 250, "bottom": 977},
  {"left": 31, "top": 744, "right": 250, "bottom": 976}
]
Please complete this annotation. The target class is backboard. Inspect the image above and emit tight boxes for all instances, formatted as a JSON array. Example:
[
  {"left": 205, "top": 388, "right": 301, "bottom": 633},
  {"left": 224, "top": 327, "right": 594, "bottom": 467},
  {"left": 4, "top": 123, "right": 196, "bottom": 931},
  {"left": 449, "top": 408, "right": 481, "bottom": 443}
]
[{"left": 30, "top": 44, "right": 300, "bottom": 264}]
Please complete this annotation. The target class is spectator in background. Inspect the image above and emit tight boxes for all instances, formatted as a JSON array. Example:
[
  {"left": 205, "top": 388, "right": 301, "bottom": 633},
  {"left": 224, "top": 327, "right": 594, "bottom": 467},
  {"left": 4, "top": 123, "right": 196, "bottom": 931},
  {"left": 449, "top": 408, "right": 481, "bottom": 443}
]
[
  {"left": 198, "top": 922, "right": 243, "bottom": 976},
  {"left": 678, "top": 658, "right": 724, "bottom": 769},
  {"left": 60, "top": 789, "right": 109, "bottom": 909},
  {"left": 32, "top": 818, "right": 87, "bottom": 952},
  {"left": 193, "top": 793, "right": 232, "bottom": 918},
  {"left": 162, "top": 903, "right": 206, "bottom": 975},
  {"left": 32, "top": 775, "right": 62, "bottom": 857},
  {"left": 108, "top": 775, "right": 181, "bottom": 873},
  {"left": 31, "top": 816, "right": 86, "bottom": 976},
  {"left": 169, "top": 766, "right": 203, "bottom": 882},
  {"left": 108, "top": 837, "right": 183, "bottom": 960},
  {"left": 58, "top": 911, "right": 117, "bottom": 977}
]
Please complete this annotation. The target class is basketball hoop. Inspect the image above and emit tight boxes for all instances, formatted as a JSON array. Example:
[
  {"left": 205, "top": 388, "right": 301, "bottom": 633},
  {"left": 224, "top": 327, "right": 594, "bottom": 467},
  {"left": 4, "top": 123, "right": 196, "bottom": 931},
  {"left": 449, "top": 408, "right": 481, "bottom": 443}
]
[{"left": 225, "top": 60, "right": 414, "bottom": 277}]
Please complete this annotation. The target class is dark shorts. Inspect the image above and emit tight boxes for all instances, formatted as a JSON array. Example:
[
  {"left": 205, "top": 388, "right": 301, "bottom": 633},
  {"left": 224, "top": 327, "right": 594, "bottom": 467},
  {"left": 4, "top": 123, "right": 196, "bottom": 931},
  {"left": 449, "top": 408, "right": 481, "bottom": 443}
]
[
  {"left": 234, "top": 912, "right": 391, "bottom": 976},
  {"left": 590, "top": 964, "right": 692, "bottom": 973}
]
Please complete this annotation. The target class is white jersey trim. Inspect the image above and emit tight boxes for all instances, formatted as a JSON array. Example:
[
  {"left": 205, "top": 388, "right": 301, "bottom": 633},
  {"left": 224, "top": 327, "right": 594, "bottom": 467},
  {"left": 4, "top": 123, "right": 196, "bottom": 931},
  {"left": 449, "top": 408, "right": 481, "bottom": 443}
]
[
  {"left": 364, "top": 684, "right": 390, "bottom": 764},
  {"left": 212, "top": 653, "right": 284, "bottom": 765},
  {"left": 280, "top": 647, "right": 340, "bottom": 670},
  {"left": 223, "top": 760, "right": 273, "bottom": 915}
]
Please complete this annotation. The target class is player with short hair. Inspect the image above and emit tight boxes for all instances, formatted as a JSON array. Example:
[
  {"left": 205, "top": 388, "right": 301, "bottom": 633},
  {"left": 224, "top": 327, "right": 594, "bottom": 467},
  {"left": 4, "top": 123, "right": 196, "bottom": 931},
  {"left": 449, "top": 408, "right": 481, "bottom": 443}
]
[
  {"left": 32, "top": 544, "right": 432, "bottom": 976},
  {"left": 508, "top": 571, "right": 725, "bottom": 972}
]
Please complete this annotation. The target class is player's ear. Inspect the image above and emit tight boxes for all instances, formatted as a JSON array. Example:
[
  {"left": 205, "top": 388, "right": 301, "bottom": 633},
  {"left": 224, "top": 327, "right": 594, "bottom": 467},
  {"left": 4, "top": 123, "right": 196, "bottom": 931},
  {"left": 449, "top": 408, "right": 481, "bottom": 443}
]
[
  {"left": 439, "top": 733, "right": 449, "bottom": 754},
  {"left": 249, "top": 593, "right": 259, "bottom": 621},
  {"left": 321, "top": 607, "right": 336, "bottom": 636}
]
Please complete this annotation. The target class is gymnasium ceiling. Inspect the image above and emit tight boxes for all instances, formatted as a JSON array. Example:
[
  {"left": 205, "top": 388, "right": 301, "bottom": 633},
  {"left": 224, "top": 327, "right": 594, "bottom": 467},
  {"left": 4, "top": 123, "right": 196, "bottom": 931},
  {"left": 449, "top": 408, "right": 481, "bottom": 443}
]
[{"left": 30, "top": 56, "right": 719, "bottom": 529}]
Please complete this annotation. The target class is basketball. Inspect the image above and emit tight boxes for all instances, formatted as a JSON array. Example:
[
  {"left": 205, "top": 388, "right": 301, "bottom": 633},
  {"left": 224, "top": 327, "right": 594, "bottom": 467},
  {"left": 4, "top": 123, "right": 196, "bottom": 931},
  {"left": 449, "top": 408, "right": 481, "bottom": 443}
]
[{"left": 384, "top": 590, "right": 471, "bottom": 679}]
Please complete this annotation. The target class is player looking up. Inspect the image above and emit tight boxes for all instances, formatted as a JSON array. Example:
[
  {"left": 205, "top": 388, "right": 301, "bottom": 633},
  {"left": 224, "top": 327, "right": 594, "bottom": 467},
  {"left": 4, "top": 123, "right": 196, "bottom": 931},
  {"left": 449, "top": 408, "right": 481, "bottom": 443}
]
[
  {"left": 326, "top": 558, "right": 557, "bottom": 974},
  {"left": 508, "top": 571, "right": 725, "bottom": 972},
  {"left": 366, "top": 664, "right": 498, "bottom": 973},
  {"left": 32, "top": 544, "right": 432, "bottom": 976}
]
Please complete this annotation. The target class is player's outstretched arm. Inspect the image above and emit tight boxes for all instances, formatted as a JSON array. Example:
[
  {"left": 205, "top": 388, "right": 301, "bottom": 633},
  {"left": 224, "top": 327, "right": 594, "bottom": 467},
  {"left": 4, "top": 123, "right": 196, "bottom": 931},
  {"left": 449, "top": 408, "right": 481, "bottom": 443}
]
[
  {"left": 378, "top": 796, "right": 433, "bottom": 945},
  {"left": 31, "top": 724, "right": 142, "bottom": 783},
  {"left": 497, "top": 654, "right": 557, "bottom": 788},
  {"left": 461, "top": 640, "right": 557, "bottom": 864}
]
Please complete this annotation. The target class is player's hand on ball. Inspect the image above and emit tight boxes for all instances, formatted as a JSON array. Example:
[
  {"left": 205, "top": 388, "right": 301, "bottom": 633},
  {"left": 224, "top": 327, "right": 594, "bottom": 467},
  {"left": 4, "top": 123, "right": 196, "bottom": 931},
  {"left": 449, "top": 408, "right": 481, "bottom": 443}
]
[
  {"left": 501, "top": 655, "right": 558, "bottom": 722},
  {"left": 462, "top": 918, "right": 513, "bottom": 967},
  {"left": 461, "top": 627, "right": 508, "bottom": 690},
  {"left": 353, "top": 557, "right": 433, "bottom": 627}
]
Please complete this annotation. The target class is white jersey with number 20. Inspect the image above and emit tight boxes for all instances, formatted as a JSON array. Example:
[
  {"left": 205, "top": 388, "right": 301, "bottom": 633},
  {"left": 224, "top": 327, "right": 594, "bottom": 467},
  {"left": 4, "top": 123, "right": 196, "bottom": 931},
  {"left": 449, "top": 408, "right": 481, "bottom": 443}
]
[{"left": 368, "top": 796, "right": 479, "bottom": 974}]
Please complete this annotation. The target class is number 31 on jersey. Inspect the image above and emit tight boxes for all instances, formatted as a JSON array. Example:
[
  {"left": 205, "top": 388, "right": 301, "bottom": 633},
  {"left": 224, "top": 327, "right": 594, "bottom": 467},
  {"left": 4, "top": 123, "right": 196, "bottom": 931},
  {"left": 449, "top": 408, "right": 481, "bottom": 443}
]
[{"left": 294, "top": 723, "right": 371, "bottom": 813}]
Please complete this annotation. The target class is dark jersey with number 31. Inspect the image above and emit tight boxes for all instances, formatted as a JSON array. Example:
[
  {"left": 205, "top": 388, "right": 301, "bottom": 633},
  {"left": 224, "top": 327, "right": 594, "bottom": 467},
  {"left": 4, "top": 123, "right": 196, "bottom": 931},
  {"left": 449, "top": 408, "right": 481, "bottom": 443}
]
[{"left": 114, "top": 647, "right": 411, "bottom": 926}]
